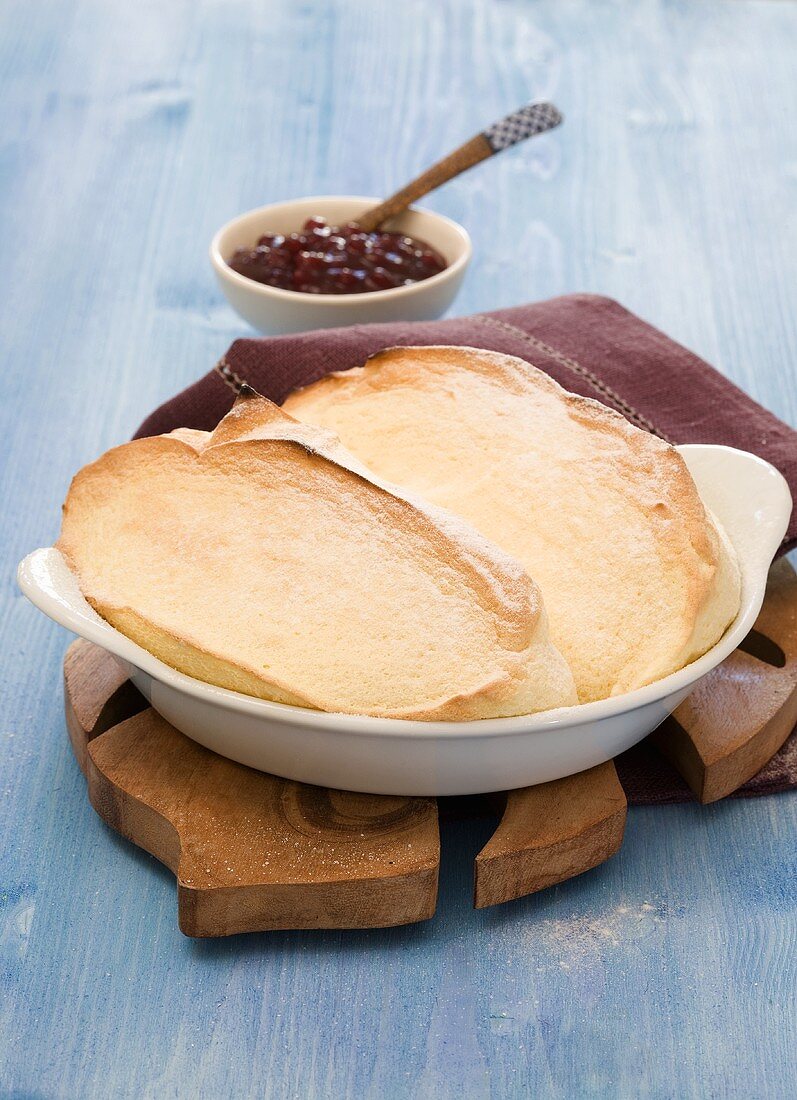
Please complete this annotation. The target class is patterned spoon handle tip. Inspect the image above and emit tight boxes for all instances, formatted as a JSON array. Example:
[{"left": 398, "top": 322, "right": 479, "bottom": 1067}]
[{"left": 482, "top": 102, "right": 563, "bottom": 152}]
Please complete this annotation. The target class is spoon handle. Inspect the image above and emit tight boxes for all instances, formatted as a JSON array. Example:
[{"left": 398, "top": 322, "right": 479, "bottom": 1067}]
[{"left": 356, "top": 102, "right": 563, "bottom": 234}]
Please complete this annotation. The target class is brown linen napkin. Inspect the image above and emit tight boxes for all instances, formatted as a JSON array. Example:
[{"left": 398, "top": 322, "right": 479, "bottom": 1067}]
[{"left": 135, "top": 293, "right": 797, "bottom": 803}]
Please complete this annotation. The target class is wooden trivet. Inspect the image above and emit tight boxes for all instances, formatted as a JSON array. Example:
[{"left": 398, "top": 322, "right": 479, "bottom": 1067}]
[
  {"left": 63, "top": 560, "right": 797, "bottom": 936},
  {"left": 653, "top": 558, "right": 797, "bottom": 802}
]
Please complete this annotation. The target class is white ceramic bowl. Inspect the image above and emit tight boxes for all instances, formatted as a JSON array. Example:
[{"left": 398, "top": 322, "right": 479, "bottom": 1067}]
[
  {"left": 210, "top": 196, "right": 472, "bottom": 335},
  {"left": 18, "top": 445, "right": 791, "bottom": 796}
]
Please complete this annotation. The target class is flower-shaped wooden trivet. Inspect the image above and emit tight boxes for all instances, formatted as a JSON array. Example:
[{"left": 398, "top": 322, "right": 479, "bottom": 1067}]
[{"left": 63, "top": 561, "right": 797, "bottom": 936}]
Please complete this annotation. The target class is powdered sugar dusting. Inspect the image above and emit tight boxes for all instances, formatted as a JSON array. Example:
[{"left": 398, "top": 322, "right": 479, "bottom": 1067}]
[{"left": 531, "top": 899, "right": 668, "bottom": 966}]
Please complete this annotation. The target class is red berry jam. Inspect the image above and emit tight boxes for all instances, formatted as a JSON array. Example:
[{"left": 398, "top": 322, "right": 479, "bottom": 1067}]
[{"left": 227, "top": 217, "right": 447, "bottom": 295}]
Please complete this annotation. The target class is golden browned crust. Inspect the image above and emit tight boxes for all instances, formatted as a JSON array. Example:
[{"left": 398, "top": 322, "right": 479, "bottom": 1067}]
[
  {"left": 284, "top": 346, "right": 740, "bottom": 700},
  {"left": 58, "top": 390, "right": 577, "bottom": 719}
]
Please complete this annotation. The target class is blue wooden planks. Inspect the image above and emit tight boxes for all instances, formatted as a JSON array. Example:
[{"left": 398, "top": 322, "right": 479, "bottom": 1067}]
[{"left": 0, "top": 0, "right": 795, "bottom": 1096}]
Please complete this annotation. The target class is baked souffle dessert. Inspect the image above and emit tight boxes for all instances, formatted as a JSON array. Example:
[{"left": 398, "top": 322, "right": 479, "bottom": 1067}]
[
  {"left": 58, "top": 387, "right": 577, "bottom": 720},
  {"left": 284, "top": 346, "right": 741, "bottom": 702}
]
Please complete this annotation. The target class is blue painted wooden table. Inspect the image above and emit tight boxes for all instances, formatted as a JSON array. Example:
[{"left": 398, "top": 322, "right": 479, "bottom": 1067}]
[{"left": 2, "top": 1, "right": 795, "bottom": 1096}]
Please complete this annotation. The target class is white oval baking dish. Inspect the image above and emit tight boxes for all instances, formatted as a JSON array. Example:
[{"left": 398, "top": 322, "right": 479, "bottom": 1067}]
[{"left": 18, "top": 444, "right": 791, "bottom": 796}]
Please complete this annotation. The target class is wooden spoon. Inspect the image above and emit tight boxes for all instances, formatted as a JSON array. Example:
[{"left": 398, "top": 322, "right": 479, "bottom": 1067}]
[{"left": 356, "top": 102, "right": 563, "bottom": 234}]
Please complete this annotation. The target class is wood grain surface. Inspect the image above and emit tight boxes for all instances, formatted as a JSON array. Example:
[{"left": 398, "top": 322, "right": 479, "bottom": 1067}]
[
  {"left": 2, "top": 1, "right": 796, "bottom": 1097},
  {"left": 474, "top": 763, "right": 627, "bottom": 907},
  {"left": 654, "top": 559, "right": 797, "bottom": 802},
  {"left": 65, "top": 640, "right": 631, "bottom": 932},
  {"left": 88, "top": 711, "right": 440, "bottom": 936},
  {"left": 65, "top": 642, "right": 440, "bottom": 935},
  {"left": 63, "top": 636, "right": 147, "bottom": 772}
]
